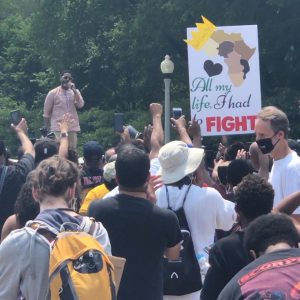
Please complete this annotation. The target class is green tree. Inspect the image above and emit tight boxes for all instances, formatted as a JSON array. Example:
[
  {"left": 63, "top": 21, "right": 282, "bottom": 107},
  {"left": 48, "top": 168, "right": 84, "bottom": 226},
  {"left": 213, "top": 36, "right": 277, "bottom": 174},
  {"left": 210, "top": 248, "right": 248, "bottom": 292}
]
[
  {"left": 0, "top": 14, "right": 45, "bottom": 107},
  {"left": 1, "top": 0, "right": 300, "bottom": 153}
]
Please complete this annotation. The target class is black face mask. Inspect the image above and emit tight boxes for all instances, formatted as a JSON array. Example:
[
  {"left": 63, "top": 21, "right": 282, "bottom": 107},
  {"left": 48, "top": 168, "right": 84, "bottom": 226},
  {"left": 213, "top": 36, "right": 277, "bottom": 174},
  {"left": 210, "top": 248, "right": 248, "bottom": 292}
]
[
  {"left": 256, "top": 134, "right": 279, "bottom": 154},
  {"left": 61, "top": 79, "right": 69, "bottom": 84},
  {"left": 60, "top": 80, "right": 69, "bottom": 91},
  {"left": 60, "top": 75, "right": 73, "bottom": 88}
]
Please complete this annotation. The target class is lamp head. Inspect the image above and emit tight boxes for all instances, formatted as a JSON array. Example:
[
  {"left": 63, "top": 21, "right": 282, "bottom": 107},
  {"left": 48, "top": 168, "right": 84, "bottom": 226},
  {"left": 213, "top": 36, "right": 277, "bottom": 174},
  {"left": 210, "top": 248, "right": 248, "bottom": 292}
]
[{"left": 160, "top": 55, "right": 174, "bottom": 74}]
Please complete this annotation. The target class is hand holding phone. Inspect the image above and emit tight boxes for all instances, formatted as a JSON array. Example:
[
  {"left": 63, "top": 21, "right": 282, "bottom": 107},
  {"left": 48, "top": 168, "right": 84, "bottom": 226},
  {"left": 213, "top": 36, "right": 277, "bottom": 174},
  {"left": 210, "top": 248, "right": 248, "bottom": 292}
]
[
  {"left": 114, "top": 113, "right": 124, "bottom": 133},
  {"left": 68, "top": 81, "right": 76, "bottom": 91},
  {"left": 126, "top": 125, "right": 142, "bottom": 140},
  {"left": 172, "top": 107, "right": 182, "bottom": 120},
  {"left": 10, "top": 110, "right": 21, "bottom": 126}
]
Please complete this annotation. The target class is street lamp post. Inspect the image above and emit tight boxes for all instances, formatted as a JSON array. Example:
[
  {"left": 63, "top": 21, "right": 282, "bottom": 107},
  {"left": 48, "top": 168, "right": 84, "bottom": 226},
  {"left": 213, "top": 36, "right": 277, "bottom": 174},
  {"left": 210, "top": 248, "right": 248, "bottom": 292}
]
[{"left": 160, "top": 55, "right": 174, "bottom": 144}]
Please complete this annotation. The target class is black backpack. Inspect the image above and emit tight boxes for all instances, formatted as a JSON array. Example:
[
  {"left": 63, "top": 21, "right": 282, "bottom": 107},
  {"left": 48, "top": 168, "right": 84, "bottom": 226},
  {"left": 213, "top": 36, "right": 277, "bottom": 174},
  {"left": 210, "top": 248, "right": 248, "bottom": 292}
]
[{"left": 163, "top": 184, "right": 202, "bottom": 295}]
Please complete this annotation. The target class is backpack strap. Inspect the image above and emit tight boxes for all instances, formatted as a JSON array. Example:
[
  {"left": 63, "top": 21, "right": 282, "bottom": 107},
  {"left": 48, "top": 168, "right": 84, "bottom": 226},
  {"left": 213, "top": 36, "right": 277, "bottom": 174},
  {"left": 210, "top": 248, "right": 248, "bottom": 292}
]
[
  {"left": 28, "top": 215, "right": 97, "bottom": 243},
  {"left": 182, "top": 183, "right": 192, "bottom": 206},
  {"left": 166, "top": 183, "right": 192, "bottom": 231},
  {"left": 28, "top": 222, "right": 57, "bottom": 244},
  {"left": 80, "top": 216, "right": 97, "bottom": 236},
  {"left": 88, "top": 217, "right": 96, "bottom": 235},
  {"left": 165, "top": 183, "right": 192, "bottom": 210},
  {"left": 0, "top": 166, "right": 8, "bottom": 198}
]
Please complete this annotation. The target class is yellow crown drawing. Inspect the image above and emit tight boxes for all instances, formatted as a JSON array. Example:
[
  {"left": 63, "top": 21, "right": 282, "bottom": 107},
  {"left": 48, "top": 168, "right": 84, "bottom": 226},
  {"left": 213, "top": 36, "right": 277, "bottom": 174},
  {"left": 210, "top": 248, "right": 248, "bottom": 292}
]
[{"left": 184, "top": 16, "right": 216, "bottom": 51}]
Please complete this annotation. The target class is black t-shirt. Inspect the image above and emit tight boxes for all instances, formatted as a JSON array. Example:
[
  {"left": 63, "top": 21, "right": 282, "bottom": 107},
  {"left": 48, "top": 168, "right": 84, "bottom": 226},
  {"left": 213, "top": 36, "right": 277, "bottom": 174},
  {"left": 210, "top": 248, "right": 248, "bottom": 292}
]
[
  {"left": 201, "top": 231, "right": 250, "bottom": 300},
  {"left": 0, "top": 154, "right": 35, "bottom": 232},
  {"left": 80, "top": 167, "right": 104, "bottom": 200},
  {"left": 88, "top": 194, "right": 182, "bottom": 300},
  {"left": 217, "top": 248, "right": 300, "bottom": 300},
  {"left": 80, "top": 167, "right": 104, "bottom": 190}
]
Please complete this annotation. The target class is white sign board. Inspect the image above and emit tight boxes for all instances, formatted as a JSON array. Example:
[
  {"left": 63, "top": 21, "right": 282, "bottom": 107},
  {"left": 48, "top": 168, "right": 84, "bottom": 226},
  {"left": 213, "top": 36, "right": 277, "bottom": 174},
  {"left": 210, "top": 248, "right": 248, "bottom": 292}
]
[{"left": 187, "top": 23, "right": 261, "bottom": 136}]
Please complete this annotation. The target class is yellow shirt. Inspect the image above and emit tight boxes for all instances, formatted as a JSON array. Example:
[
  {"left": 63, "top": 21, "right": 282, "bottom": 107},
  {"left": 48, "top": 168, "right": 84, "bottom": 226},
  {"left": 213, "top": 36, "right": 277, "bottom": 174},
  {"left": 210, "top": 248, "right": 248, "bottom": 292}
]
[{"left": 79, "top": 184, "right": 109, "bottom": 215}]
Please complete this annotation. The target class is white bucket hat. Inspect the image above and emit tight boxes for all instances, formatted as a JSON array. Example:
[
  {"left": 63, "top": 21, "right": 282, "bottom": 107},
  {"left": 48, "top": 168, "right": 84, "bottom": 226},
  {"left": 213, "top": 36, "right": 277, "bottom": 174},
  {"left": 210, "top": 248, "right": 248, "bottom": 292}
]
[{"left": 158, "top": 141, "right": 205, "bottom": 184}]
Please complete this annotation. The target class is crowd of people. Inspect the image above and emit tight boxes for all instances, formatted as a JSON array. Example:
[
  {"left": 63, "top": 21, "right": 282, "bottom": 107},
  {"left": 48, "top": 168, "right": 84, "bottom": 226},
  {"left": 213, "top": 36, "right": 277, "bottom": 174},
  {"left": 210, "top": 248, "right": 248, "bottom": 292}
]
[{"left": 0, "top": 72, "right": 299, "bottom": 300}]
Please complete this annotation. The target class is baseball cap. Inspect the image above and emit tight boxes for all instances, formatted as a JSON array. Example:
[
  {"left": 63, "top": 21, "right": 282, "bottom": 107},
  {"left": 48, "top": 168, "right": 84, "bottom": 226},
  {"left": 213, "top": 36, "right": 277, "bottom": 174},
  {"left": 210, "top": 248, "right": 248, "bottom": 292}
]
[
  {"left": 157, "top": 140, "right": 204, "bottom": 184},
  {"left": 83, "top": 141, "right": 104, "bottom": 160},
  {"left": 34, "top": 138, "right": 58, "bottom": 164}
]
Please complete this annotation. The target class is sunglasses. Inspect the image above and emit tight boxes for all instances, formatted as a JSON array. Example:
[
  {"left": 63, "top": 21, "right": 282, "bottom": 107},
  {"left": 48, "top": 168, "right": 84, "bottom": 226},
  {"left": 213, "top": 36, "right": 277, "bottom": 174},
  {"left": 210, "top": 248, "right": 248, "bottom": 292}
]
[
  {"left": 62, "top": 76, "right": 73, "bottom": 81},
  {"left": 46, "top": 132, "right": 56, "bottom": 140}
]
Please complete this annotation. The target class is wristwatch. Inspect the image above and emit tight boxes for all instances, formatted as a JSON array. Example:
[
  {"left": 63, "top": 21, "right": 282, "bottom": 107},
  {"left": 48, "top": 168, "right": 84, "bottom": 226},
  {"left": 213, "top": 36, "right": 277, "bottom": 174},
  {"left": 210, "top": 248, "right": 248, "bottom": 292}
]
[{"left": 60, "top": 132, "right": 68, "bottom": 138}]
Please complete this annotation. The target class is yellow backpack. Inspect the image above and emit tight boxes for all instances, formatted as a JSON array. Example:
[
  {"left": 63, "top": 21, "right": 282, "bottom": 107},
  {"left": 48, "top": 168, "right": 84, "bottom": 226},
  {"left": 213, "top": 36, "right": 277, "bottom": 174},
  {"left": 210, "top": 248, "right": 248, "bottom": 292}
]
[{"left": 31, "top": 219, "right": 116, "bottom": 300}]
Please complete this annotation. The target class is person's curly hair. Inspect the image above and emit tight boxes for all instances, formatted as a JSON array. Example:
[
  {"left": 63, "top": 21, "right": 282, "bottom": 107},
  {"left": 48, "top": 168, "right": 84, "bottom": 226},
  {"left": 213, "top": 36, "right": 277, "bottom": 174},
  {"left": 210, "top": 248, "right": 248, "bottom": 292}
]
[
  {"left": 235, "top": 174, "right": 274, "bottom": 220},
  {"left": 14, "top": 172, "right": 40, "bottom": 227},
  {"left": 244, "top": 214, "right": 299, "bottom": 256},
  {"left": 224, "top": 142, "right": 245, "bottom": 161},
  {"left": 33, "top": 155, "right": 79, "bottom": 200},
  {"left": 67, "top": 149, "right": 79, "bottom": 165},
  {"left": 227, "top": 159, "right": 253, "bottom": 187}
]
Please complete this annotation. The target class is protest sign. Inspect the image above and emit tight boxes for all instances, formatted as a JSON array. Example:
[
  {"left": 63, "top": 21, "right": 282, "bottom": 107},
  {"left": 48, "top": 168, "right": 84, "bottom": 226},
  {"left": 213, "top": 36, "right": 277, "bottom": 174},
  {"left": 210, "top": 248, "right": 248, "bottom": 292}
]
[{"left": 186, "top": 17, "right": 261, "bottom": 136}]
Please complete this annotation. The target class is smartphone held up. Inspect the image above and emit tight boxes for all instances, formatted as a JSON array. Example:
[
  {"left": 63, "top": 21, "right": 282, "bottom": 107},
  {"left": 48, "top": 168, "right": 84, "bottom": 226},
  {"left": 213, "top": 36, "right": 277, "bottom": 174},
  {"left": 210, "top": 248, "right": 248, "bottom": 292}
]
[
  {"left": 114, "top": 113, "right": 124, "bottom": 134},
  {"left": 10, "top": 110, "right": 22, "bottom": 126},
  {"left": 172, "top": 107, "right": 182, "bottom": 120},
  {"left": 114, "top": 113, "right": 142, "bottom": 139}
]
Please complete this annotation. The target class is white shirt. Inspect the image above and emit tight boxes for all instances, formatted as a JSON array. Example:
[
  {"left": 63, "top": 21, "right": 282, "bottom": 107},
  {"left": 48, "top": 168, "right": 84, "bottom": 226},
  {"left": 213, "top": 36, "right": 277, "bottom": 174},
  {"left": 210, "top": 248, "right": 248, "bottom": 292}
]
[
  {"left": 155, "top": 185, "right": 236, "bottom": 261},
  {"left": 103, "top": 186, "right": 119, "bottom": 199},
  {"left": 103, "top": 158, "right": 161, "bottom": 199},
  {"left": 269, "top": 151, "right": 300, "bottom": 213}
]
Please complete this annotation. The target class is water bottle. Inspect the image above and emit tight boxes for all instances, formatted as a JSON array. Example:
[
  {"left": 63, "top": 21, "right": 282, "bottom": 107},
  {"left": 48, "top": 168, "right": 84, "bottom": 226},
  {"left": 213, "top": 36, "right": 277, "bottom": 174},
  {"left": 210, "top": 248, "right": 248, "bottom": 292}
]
[{"left": 197, "top": 253, "right": 210, "bottom": 281}]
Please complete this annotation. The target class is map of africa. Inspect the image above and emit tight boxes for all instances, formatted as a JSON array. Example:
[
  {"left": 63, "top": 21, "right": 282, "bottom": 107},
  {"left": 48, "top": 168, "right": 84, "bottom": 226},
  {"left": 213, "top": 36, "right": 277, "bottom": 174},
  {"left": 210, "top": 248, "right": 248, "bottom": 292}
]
[{"left": 202, "top": 30, "right": 256, "bottom": 87}]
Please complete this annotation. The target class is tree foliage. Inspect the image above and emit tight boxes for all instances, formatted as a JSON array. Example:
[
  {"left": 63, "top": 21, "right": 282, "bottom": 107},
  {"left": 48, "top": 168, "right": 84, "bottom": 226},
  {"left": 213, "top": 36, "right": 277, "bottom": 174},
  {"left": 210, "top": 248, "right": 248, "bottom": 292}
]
[{"left": 1, "top": 0, "right": 300, "bottom": 154}]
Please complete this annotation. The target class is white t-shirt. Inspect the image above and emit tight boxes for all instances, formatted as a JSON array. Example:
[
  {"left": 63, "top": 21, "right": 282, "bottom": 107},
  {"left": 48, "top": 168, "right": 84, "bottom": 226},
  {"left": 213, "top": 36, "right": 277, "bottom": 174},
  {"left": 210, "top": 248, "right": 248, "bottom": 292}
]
[
  {"left": 269, "top": 151, "right": 300, "bottom": 213},
  {"left": 103, "top": 185, "right": 119, "bottom": 199},
  {"left": 155, "top": 185, "right": 235, "bottom": 262},
  {"left": 149, "top": 157, "right": 160, "bottom": 175},
  {"left": 103, "top": 158, "right": 161, "bottom": 199}
]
